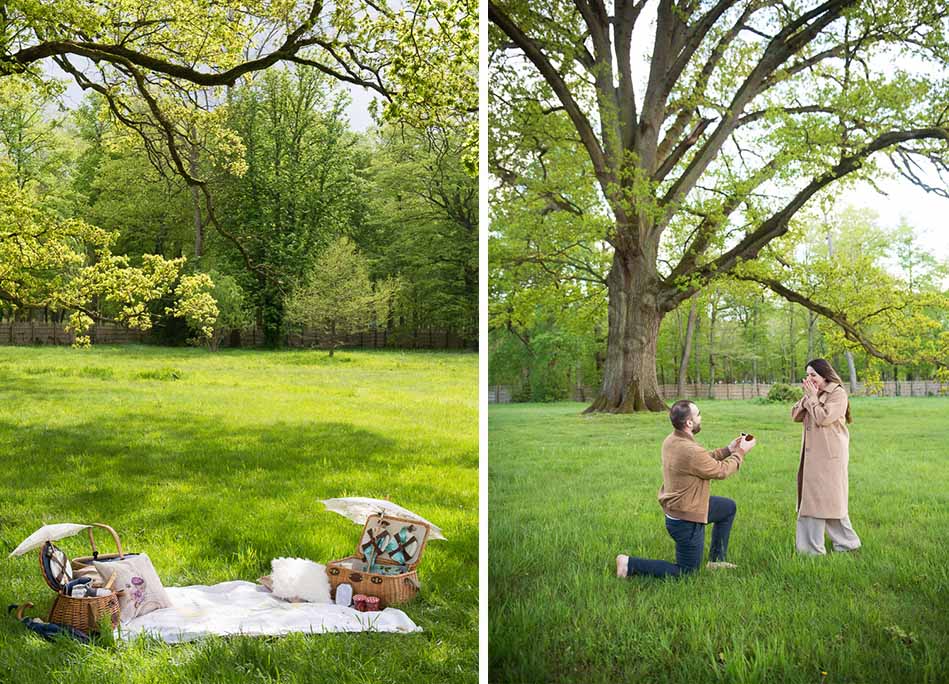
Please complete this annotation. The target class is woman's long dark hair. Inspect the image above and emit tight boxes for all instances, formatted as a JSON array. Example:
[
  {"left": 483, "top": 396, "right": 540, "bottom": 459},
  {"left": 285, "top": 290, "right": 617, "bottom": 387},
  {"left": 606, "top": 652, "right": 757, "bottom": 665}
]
[{"left": 806, "top": 358, "right": 852, "bottom": 423}]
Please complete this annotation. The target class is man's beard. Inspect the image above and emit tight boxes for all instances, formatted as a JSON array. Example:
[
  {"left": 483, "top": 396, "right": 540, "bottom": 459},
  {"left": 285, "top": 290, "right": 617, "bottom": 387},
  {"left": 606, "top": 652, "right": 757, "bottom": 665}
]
[{"left": 693, "top": 424, "right": 702, "bottom": 434}]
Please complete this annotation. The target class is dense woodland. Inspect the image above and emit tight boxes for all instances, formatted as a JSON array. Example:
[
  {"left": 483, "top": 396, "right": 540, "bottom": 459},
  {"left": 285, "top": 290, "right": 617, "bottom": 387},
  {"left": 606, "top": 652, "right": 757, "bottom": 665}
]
[
  {"left": 0, "top": 69, "right": 476, "bottom": 346},
  {"left": 0, "top": 0, "right": 476, "bottom": 349}
]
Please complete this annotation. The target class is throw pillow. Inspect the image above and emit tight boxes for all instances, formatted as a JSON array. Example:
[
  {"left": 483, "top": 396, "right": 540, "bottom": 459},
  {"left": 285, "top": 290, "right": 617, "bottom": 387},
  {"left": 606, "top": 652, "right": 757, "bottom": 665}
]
[
  {"left": 270, "top": 557, "right": 332, "bottom": 603},
  {"left": 93, "top": 553, "right": 171, "bottom": 622}
]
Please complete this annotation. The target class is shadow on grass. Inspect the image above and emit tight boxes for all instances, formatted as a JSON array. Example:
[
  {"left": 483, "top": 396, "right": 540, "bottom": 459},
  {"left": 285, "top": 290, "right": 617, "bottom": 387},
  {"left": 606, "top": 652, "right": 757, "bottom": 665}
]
[
  {"left": 0, "top": 408, "right": 475, "bottom": 598},
  {"left": 0, "top": 413, "right": 399, "bottom": 572}
]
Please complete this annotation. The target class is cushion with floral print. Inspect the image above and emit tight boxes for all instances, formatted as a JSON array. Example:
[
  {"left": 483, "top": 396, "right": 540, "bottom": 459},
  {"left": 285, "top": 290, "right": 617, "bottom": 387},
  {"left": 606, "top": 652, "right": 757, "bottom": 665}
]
[{"left": 93, "top": 553, "right": 171, "bottom": 622}]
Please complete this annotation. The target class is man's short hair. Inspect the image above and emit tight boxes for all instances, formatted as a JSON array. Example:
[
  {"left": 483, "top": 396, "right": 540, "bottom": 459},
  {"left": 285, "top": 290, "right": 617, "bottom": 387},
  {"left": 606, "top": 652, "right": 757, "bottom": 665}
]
[{"left": 669, "top": 400, "right": 695, "bottom": 430}]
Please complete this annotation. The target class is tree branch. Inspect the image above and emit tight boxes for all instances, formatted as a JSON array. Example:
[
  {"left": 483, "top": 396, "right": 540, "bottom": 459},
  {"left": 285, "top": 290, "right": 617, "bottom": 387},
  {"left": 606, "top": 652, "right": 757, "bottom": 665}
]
[
  {"left": 663, "top": 0, "right": 740, "bottom": 106},
  {"left": 574, "top": 0, "right": 622, "bottom": 166},
  {"left": 489, "top": 2, "right": 612, "bottom": 189},
  {"left": 614, "top": 0, "right": 648, "bottom": 150},
  {"left": 736, "top": 274, "right": 896, "bottom": 362},
  {"left": 656, "top": 2, "right": 759, "bottom": 167},
  {"left": 653, "top": 115, "right": 713, "bottom": 181},
  {"left": 735, "top": 104, "right": 837, "bottom": 128},
  {"left": 657, "top": 0, "right": 855, "bottom": 227},
  {"left": 664, "top": 126, "right": 949, "bottom": 309}
]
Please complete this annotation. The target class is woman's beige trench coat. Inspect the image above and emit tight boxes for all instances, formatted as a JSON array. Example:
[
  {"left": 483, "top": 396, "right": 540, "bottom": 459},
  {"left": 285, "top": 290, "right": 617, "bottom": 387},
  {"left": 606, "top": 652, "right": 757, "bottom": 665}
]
[{"left": 790, "top": 381, "right": 851, "bottom": 518}]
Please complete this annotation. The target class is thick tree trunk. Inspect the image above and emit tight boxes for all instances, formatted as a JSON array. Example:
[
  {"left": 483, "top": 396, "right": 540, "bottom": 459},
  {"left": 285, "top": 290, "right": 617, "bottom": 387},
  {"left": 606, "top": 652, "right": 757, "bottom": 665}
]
[
  {"left": 677, "top": 295, "right": 698, "bottom": 398},
  {"left": 585, "top": 249, "right": 666, "bottom": 413}
]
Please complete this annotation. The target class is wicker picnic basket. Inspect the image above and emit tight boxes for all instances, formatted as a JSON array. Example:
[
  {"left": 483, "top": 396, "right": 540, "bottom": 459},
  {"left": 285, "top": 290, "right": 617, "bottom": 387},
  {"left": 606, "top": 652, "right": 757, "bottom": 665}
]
[
  {"left": 39, "top": 541, "right": 122, "bottom": 633},
  {"left": 326, "top": 514, "right": 430, "bottom": 608},
  {"left": 70, "top": 523, "right": 131, "bottom": 570}
]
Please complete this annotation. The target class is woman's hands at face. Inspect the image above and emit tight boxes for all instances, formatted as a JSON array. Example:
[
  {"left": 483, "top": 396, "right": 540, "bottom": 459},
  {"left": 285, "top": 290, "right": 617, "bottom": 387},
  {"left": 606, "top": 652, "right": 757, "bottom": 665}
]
[{"left": 802, "top": 377, "right": 818, "bottom": 396}]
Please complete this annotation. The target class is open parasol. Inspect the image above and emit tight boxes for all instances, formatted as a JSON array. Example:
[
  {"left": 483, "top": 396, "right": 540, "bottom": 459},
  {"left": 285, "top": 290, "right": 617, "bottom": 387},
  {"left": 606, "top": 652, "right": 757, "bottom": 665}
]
[
  {"left": 320, "top": 497, "right": 446, "bottom": 541},
  {"left": 8, "top": 523, "right": 91, "bottom": 558}
]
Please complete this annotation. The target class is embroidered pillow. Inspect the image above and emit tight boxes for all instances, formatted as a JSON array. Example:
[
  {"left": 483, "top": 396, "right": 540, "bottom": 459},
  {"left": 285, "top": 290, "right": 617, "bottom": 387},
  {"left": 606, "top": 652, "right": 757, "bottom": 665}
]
[{"left": 93, "top": 554, "right": 171, "bottom": 622}]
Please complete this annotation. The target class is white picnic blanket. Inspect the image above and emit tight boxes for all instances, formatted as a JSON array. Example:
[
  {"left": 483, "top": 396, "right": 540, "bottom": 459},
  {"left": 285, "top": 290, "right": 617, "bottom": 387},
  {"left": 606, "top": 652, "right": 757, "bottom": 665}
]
[{"left": 117, "top": 581, "right": 422, "bottom": 643}]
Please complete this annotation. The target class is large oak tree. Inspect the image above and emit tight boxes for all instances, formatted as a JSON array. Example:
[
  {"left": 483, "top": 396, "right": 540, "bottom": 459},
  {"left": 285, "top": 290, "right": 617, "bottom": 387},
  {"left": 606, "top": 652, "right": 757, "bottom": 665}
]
[{"left": 490, "top": 0, "right": 949, "bottom": 412}]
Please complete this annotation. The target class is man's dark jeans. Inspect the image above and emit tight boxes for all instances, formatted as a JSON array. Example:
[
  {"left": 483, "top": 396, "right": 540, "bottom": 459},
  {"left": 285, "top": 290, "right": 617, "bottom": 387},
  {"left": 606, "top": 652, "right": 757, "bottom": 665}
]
[{"left": 627, "top": 496, "right": 737, "bottom": 578}]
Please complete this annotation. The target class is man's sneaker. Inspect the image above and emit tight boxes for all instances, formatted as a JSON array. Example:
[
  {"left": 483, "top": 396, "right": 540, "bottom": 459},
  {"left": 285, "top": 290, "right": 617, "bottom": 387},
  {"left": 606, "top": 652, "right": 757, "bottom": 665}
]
[
  {"left": 706, "top": 561, "right": 738, "bottom": 570},
  {"left": 616, "top": 554, "right": 629, "bottom": 578}
]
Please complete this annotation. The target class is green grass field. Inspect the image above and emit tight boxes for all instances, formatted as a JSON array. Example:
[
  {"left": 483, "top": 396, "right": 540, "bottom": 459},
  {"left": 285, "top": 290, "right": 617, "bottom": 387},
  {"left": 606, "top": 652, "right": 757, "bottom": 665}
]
[
  {"left": 0, "top": 345, "right": 477, "bottom": 684},
  {"left": 489, "top": 399, "right": 949, "bottom": 683}
]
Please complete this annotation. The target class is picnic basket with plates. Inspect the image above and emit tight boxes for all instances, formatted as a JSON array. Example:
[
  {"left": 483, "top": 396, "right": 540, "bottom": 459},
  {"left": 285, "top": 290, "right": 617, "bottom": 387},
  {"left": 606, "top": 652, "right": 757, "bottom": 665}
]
[
  {"left": 39, "top": 537, "right": 122, "bottom": 633},
  {"left": 69, "top": 523, "right": 134, "bottom": 571},
  {"left": 326, "top": 514, "right": 430, "bottom": 608}
]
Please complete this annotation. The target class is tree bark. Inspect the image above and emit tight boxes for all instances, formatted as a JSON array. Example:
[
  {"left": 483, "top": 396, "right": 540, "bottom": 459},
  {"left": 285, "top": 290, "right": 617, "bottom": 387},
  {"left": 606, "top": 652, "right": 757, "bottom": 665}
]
[
  {"left": 752, "top": 302, "right": 759, "bottom": 396},
  {"left": 694, "top": 312, "right": 702, "bottom": 386},
  {"left": 806, "top": 311, "right": 817, "bottom": 359},
  {"left": 707, "top": 297, "right": 717, "bottom": 399},
  {"left": 677, "top": 295, "right": 698, "bottom": 398},
  {"left": 585, "top": 248, "right": 666, "bottom": 413},
  {"left": 788, "top": 303, "right": 796, "bottom": 382},
  {"left": 189, "top": 139, "right": 203, "bottom": 260},
  {"left": 845, "top": 350, "right": 857, "bottom": 393}
]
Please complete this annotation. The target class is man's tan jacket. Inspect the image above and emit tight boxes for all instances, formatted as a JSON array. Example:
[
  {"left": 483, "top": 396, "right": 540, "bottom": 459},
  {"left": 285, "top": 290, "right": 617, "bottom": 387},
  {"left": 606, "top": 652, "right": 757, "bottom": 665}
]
[{"left": 657, "top": 429, "right": 744, "bottom": 523}]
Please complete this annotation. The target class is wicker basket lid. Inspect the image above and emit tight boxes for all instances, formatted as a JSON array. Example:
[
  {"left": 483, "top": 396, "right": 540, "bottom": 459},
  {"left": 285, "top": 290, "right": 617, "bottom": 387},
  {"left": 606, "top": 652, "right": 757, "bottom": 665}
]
[
  {"left": 356, "top": 514, "right": 429, "bottom": 569},
  {"left": 38, "top": 542, "right": 73, "bottom": 592}
]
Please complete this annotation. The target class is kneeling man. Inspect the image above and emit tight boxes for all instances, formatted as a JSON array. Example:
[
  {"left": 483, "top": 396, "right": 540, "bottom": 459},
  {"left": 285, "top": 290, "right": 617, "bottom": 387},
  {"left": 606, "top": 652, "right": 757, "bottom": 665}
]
[{"left": 616, "top": 400, "right": 756, "bottom": 578}]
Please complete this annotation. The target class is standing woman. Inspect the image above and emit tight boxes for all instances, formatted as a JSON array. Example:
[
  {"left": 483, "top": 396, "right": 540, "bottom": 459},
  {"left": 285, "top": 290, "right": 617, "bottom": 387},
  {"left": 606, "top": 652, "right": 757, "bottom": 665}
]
[{"left": 790, "top": 359, "right": 862, "bottom": 555}]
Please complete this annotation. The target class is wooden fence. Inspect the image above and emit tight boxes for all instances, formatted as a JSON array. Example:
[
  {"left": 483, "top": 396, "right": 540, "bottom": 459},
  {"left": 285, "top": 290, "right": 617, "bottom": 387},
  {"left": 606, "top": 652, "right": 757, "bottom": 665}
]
[
  {"left": 0, "top": 322, "right": 476, "bottom": 351},
  {"left": 488, "top": 380, "right": 949, "bottom": 403}
]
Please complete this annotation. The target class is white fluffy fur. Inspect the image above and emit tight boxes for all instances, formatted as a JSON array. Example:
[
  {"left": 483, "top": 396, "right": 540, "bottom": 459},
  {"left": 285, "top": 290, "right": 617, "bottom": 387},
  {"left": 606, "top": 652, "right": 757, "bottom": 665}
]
[{"left": 270, "top": 558, "right": 332, "bottom": 603}]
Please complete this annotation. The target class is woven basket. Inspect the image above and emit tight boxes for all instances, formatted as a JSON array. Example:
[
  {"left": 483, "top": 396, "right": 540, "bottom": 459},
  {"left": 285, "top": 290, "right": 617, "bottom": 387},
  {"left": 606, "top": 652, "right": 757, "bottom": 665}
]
[
  {"left": 326, "top": 514, "right": 429, "bottom": 608},
  {"left": 47, "top": 590, "right": 121, "bottom": 633},
  {"left": 38, "top": 543, "right": 122, "bottom": 633},
  {"left": 70, "top": 523, "right": 128, "bottom": 570},
  {"left": 327, "top": 555, "right": 421, "bottom": 607}
]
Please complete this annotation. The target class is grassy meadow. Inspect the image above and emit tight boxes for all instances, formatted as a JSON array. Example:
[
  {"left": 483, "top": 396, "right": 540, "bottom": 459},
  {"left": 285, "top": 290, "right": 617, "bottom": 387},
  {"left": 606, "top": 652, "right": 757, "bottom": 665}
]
[
  {"left": 0, "top": 345, "right": 477, "bottom": 684},
  {"left": 489, "top": 399, "right": 949, "bottom": 683}
]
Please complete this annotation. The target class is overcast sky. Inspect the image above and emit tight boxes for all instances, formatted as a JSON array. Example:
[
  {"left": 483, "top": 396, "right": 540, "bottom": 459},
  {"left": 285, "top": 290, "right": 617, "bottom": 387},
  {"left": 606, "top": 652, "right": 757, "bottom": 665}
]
[{"left": 844, "top": 179, "right": 949, "bottom": 261}]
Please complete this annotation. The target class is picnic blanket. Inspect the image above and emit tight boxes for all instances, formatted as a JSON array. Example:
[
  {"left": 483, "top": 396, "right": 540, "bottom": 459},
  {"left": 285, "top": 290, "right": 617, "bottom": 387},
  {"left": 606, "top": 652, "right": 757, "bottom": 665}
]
[{"left": 117, "top": 581, "right": 422, "bottom": 643}]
